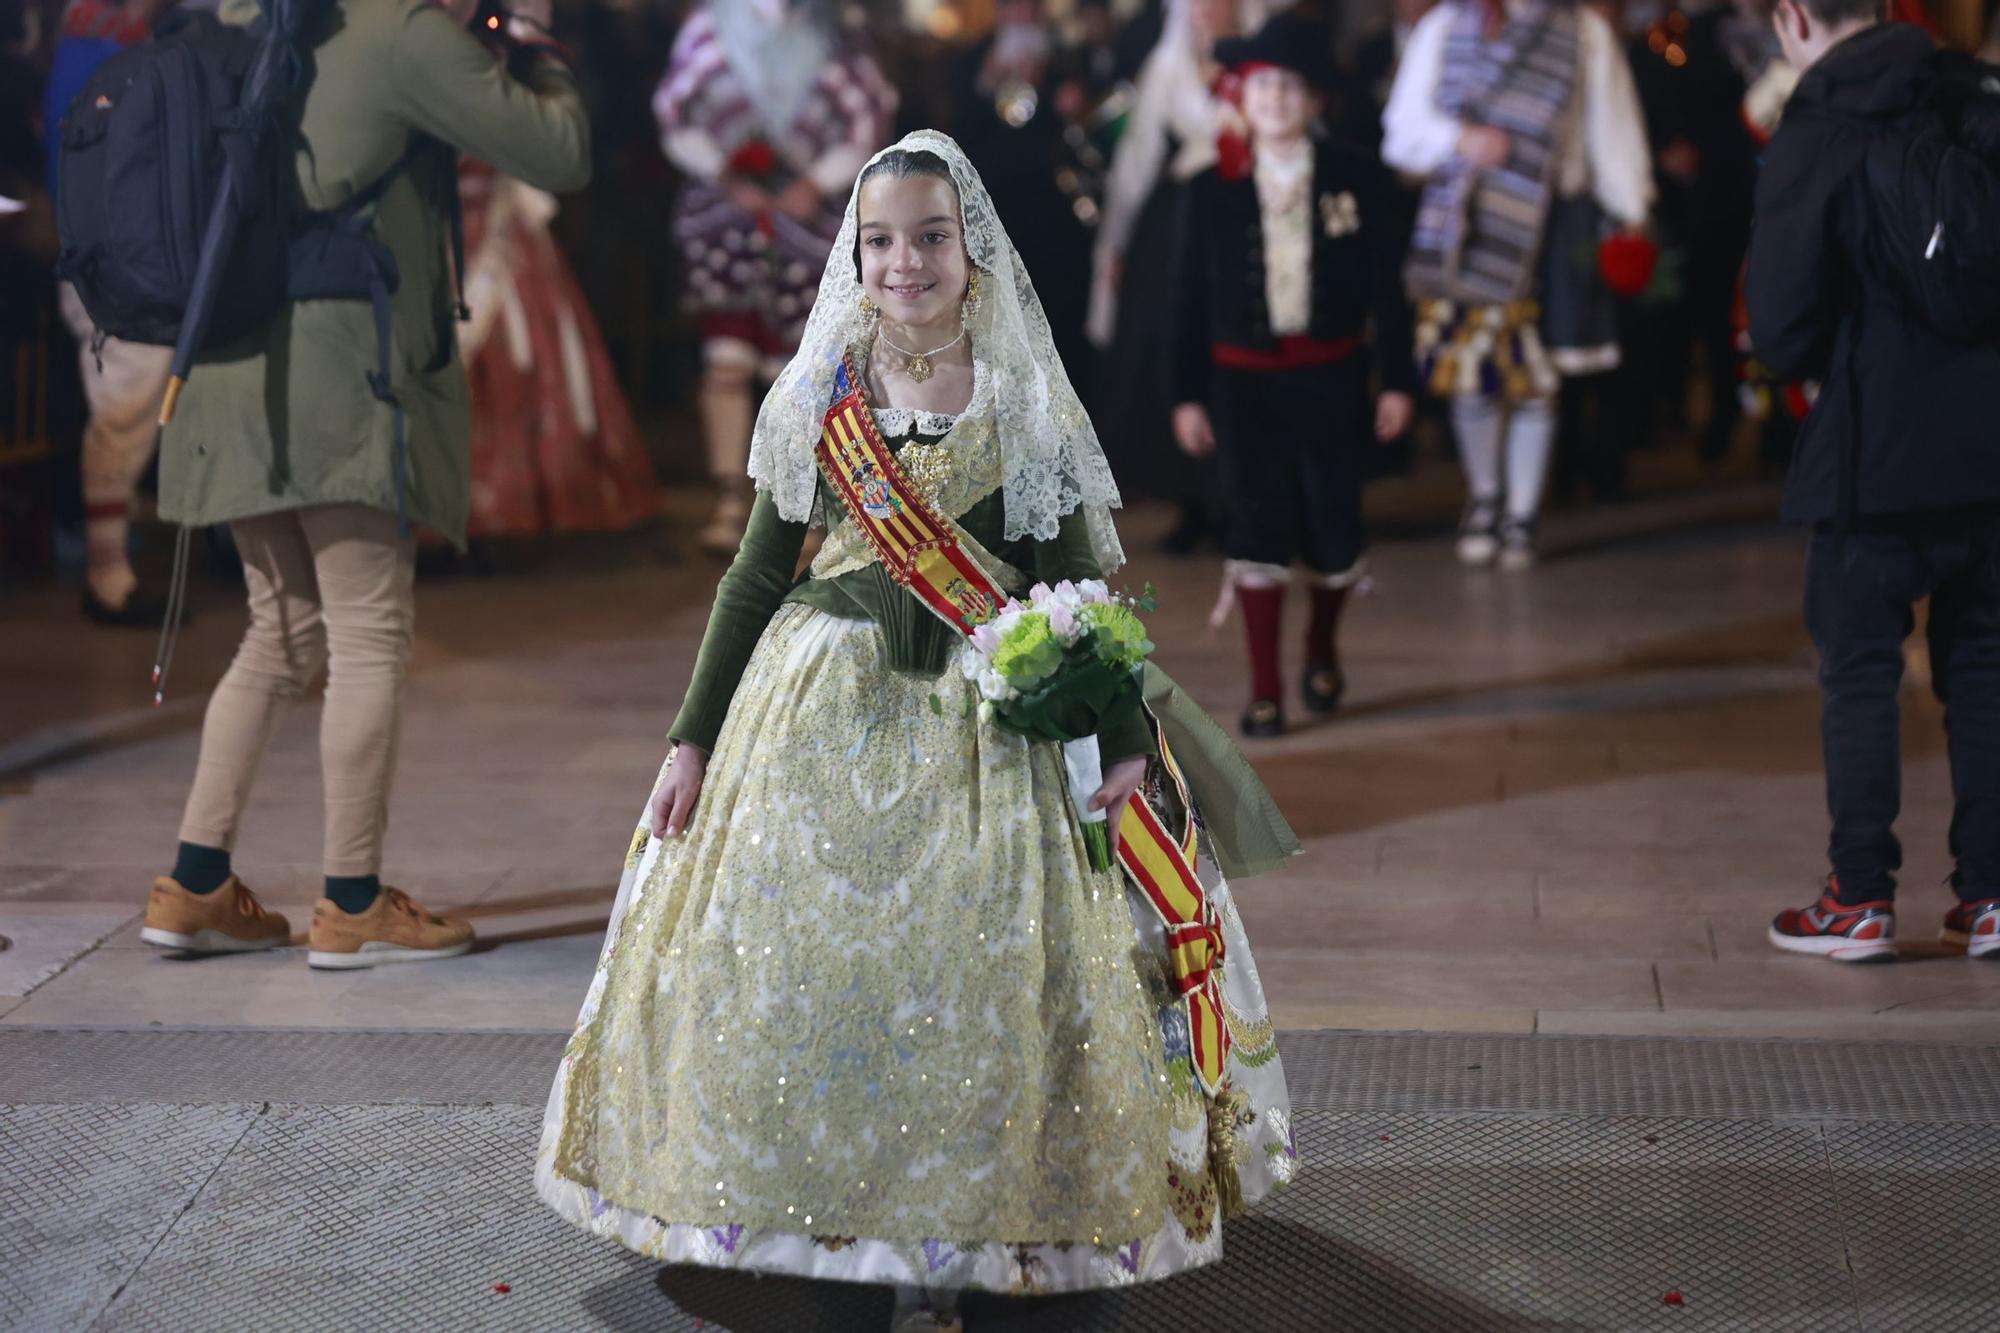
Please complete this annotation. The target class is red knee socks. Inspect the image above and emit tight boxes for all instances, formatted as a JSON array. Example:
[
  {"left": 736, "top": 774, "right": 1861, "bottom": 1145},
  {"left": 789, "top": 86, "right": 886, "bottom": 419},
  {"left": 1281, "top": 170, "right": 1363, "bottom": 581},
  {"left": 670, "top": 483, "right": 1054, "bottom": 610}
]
[
  {"left": 1305, "top": 585, "right": 1349, "bottom": 669},
  {"left": 1238, "top": 583, "right": 1284, "bottom": 704}
]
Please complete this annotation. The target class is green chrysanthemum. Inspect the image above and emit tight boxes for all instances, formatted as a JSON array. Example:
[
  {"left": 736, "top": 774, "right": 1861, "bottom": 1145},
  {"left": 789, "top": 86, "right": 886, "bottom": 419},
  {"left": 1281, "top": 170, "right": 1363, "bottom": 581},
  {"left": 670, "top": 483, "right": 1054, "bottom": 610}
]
[
  {"left": 1077, "top": 602, "right": 1154, "bottom": 669},
  {"left": 991, "top": 612, "right": 1066, "bottom": 687}
]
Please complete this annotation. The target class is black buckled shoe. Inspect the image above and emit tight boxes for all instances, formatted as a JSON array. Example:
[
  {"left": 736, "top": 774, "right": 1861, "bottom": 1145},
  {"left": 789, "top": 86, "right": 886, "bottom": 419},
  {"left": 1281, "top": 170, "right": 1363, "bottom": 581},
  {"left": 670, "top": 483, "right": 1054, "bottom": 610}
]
[
  {"left": 1240, "top": 699, "right": 1284, "bottom": 738},
  {"left": 1301, "top": 661, "right": 1345, "bottom": 715}
]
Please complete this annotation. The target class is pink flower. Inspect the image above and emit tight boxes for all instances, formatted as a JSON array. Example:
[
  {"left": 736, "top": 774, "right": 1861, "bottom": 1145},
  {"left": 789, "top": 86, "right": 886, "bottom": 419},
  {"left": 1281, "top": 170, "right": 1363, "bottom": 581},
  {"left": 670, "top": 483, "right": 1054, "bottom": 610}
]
[
  {"left": 1029, "top": 582, "right": 1054, "bottom": 603},
  {"left": 970, "top": 623, "right": 1002, "bottom": 656},
  {"left": 1076, "top": 578, "right": 1112, "bottom": 605},
  {"left": 1047, "top": 602, "right": 1077, "bottom": 642}
]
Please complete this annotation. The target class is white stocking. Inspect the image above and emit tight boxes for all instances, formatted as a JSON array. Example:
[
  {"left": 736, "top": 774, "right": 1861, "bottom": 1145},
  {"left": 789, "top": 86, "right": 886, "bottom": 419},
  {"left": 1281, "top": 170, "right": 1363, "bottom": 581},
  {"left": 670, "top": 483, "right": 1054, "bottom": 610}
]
[
  {"left": 1503, "top": 398, "right": 1557, "bottom": 524},
  {"left": 1449, "top": 395, "right": 1505, "bottom": 503}
]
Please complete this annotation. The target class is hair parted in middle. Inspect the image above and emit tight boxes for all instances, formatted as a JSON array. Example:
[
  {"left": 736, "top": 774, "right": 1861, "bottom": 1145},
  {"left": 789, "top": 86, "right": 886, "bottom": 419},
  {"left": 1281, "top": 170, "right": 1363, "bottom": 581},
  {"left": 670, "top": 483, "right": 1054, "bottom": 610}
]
[{"left": 850, "top": 149, "right": 962, "bottom": 283}]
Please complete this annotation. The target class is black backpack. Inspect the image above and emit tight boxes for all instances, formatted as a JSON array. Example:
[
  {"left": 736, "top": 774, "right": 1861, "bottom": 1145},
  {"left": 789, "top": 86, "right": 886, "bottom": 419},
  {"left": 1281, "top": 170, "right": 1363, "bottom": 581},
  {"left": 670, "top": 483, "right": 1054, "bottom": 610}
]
[
  {"left": 1850, "top": 51, "right": 2000, "bottom": 345},
  {"left": 54, "top": 9, "right": 289, "bottom": 348},
  {"left": 54, "top": 3, "right": 329, "bottom": 353},
  {"left": 54, "top": 0, "right": 463, "bottom": 431}
]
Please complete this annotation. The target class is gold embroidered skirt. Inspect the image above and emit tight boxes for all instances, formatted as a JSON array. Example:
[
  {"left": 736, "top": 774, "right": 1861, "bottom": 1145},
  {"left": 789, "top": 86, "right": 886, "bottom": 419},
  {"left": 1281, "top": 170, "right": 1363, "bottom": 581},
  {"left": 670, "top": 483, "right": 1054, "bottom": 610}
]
[{"left": 536, "top": 604, "right": 1295, "bottom": 1292}]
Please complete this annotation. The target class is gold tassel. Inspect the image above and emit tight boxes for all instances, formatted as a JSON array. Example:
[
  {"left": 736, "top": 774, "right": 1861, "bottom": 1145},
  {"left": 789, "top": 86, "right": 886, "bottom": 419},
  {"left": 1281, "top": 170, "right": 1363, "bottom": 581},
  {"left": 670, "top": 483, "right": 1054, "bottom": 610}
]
[{"left": 1206, "top": 1085, "right": 1249, "bottom": 1220}]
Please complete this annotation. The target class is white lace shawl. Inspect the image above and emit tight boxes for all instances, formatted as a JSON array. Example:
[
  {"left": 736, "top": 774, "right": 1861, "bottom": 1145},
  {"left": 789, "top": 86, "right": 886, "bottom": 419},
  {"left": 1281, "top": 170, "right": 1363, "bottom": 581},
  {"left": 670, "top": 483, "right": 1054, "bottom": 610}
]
[{"left": 745, "top": 129, "right": 1127, "bottom": 575}]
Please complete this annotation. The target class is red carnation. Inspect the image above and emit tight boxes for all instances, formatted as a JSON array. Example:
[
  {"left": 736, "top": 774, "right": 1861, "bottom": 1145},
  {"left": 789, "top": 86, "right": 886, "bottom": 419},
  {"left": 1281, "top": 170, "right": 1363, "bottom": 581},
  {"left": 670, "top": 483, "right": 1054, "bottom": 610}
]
[
  {"left": 1599, "top": 231, "right": 1660, "bottom": 299},
  {"left": 727, "top": 140, "right": 778, "bottom": 178}
]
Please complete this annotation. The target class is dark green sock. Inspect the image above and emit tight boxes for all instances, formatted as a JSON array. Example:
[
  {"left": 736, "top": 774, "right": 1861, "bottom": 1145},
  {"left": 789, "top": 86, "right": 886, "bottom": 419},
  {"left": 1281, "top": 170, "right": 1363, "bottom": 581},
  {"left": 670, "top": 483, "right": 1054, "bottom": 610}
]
[
  {"left": 324, "top": 875, "right": 383, "bottom": 915},
  {"left": 171, "top": 842, "right": 232, "bottom": 895}
]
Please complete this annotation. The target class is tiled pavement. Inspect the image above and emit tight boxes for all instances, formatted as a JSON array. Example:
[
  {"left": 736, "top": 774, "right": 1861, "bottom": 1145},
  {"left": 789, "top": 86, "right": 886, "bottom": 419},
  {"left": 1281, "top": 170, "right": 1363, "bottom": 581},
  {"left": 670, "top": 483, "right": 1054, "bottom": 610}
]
[{"left": 5, "top": 1028, "right": 2000, "bottom": 1332}]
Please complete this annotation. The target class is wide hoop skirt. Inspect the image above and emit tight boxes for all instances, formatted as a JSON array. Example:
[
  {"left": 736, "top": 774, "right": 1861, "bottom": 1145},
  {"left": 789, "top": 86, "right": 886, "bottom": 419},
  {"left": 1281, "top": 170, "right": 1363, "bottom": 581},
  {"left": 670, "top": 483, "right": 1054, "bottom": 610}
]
[{"left": 537, "top": 603, "right": 1295, "bottom": 1293}]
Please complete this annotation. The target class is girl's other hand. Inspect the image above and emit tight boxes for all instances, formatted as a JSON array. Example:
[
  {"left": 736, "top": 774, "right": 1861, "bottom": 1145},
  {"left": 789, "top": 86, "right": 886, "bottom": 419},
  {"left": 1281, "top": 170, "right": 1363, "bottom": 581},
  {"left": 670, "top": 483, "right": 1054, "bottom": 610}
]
[
  {"left": 1089, "top": 755, "right": 1150, "bottom": 842},
  {"left": 649, "top": 745, "right": 709, "bottom": 839}
]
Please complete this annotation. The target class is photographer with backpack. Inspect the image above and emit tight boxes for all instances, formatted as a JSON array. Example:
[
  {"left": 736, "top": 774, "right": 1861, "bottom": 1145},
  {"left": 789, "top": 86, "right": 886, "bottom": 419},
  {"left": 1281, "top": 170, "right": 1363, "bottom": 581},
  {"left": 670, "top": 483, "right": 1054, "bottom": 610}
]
[
  {"left": 117, "top": 0, "right": 589, "bottom": 967},
  {"left": 1748, "top": 3, "right": 2000, "bottom": 963}
]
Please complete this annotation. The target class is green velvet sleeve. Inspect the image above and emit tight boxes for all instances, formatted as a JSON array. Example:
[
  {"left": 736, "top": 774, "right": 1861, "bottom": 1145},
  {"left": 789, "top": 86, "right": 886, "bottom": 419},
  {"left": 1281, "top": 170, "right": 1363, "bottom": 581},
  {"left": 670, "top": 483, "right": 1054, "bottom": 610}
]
[
  {"left": 1032, "top": 509, "right": 1158, "bottom": 764},
  {"left": 667, "top": 492, "right": 810, "bottom": 752}
]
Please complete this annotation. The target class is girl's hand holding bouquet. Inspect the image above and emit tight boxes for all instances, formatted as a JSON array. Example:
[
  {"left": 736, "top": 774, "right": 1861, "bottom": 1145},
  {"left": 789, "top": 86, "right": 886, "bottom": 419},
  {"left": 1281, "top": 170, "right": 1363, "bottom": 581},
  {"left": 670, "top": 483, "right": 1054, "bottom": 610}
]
[{"left": 957, "top": 579, "right": 1157, "bottom": 870}]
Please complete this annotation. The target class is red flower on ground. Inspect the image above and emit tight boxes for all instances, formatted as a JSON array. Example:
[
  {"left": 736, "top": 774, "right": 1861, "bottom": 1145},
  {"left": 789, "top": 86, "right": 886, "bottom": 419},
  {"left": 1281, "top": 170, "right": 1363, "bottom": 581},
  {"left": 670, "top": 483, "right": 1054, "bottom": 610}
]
[
  {"left": 1663, "top": 1290, "right": 1685, "bottom": 1306},
  {"left": 493, "top": 1283, "right": 512, "bottom": 1294}
]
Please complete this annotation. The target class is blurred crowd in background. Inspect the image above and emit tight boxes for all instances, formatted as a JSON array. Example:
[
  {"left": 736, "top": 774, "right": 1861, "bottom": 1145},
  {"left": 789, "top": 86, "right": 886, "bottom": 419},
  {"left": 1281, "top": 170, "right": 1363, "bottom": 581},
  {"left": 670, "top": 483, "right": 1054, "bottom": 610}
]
[{"left": 3, "top": 0, "right": 1998, "bottom": 616}]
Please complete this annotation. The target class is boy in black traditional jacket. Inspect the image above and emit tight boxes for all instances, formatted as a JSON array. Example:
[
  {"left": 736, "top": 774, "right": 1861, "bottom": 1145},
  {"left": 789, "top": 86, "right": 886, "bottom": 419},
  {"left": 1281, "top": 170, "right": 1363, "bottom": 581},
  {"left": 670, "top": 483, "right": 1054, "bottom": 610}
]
[{"left": 1171, "top": 12, "right": 1417, "bottom": 738}]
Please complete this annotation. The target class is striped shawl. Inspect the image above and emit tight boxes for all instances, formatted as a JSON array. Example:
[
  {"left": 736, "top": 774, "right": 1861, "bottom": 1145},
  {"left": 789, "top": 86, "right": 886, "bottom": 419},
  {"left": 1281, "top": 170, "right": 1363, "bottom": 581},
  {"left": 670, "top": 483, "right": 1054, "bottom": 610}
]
[{"left": 1404, "top": 0, "right": 1581, "bottom": 305}]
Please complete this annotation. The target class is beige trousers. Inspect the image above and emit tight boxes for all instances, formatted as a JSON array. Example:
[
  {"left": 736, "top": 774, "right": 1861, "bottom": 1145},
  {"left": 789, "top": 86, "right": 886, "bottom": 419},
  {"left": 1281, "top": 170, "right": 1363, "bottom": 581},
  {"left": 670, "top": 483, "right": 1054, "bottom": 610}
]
[{"left": 178, "top": 505, "right": 416, "bottom": 877}]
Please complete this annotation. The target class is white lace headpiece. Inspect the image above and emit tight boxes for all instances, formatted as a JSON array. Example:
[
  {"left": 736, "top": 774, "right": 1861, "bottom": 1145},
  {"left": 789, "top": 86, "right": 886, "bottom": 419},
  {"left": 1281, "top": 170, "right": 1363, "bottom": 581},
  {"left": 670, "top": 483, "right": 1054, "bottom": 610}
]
[{"left": 746, "top": 129, "right": 1127, "bottom": 574}]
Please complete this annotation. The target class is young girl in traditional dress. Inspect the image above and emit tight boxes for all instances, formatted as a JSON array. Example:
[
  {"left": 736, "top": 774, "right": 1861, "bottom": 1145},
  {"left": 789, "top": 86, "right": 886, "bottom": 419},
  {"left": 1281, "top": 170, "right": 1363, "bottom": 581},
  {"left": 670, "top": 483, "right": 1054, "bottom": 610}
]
[{"left": 537, "top": 131, "right": 1298, "bottom": 1332}]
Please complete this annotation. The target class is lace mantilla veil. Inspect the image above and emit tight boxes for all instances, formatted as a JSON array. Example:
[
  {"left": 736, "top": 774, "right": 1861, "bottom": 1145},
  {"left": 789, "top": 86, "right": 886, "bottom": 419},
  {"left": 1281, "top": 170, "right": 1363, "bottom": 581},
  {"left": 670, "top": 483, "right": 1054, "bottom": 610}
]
[{"left": 746, "top": 129, "right": 1128, "bottom": 574}]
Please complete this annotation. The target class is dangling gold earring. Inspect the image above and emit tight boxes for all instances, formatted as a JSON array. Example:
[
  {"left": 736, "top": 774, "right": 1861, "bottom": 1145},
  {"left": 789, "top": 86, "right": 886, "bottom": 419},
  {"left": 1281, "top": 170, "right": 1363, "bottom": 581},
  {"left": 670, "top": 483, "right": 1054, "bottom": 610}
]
[
  {"left": 962, "top": 269, "right": 983, "bottom": 319},
  {"left": 859, "top": 292, "right": 878, "bottom": 318}
]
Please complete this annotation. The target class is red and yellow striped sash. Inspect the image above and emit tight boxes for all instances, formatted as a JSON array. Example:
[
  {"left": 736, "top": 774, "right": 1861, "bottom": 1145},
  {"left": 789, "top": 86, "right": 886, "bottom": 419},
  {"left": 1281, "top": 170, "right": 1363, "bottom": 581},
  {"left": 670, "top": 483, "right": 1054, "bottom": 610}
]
[
  {"left": 814, "top": 356, "right": 1232, "bottom": 1094},
  {"left": 815, "top": 359, "right": 1008, "bottom": 633}
]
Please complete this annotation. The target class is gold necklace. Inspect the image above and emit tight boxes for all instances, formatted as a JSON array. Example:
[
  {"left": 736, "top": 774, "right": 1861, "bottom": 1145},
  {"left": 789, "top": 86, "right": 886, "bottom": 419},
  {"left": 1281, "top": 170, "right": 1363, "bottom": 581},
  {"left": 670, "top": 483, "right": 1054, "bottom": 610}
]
[{"left": 877, "top": 325, "right": 966, "bottom": 384}]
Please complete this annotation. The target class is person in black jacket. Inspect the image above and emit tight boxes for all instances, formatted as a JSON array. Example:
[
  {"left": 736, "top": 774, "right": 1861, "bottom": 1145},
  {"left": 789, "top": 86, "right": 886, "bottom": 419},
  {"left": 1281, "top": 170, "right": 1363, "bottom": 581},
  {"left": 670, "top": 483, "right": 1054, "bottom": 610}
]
[
  {"left": 1170, "top": 13, "right": 1416, "bottom": 738},
  {"left": 1748, "top": 8, "right": 2000, "bottom": 963}
]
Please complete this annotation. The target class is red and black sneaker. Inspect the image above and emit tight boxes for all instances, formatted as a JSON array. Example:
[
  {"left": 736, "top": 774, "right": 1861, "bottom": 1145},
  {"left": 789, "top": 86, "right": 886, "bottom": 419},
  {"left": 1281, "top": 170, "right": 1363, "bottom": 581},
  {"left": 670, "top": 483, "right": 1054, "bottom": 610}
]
[
  {"left": 1941, "top": 898, "right": 2000, "bottom": 960},
  {"left": 1769, "top": 881, "right": 1897, "bottom": 963}
]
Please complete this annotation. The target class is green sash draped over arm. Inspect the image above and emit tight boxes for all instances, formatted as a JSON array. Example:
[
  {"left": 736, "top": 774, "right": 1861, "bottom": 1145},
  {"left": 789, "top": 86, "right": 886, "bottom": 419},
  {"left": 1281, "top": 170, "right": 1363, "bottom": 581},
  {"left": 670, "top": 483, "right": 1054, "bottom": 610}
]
[{"left": 1143, "top": 664, "right": 1305, "bottom": 880}]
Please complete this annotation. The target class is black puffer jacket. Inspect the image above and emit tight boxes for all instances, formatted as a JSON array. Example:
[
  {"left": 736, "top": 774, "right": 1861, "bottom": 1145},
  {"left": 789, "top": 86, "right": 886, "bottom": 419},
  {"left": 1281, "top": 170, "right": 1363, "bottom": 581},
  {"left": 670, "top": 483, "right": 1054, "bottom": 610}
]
[{"left": 1745, "top": 23, "right": 2000, "bottom": 524}]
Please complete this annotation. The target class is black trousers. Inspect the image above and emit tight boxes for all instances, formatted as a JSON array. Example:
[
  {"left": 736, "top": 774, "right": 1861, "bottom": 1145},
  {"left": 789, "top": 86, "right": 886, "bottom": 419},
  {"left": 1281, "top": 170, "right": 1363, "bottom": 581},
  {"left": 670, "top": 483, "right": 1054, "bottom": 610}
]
[
  {"left": 1210, "top": 359, "right": 1370, "bottom": 576},
  {"left": 1806, "top": 510, "right": 2000, "bottom": 904}
]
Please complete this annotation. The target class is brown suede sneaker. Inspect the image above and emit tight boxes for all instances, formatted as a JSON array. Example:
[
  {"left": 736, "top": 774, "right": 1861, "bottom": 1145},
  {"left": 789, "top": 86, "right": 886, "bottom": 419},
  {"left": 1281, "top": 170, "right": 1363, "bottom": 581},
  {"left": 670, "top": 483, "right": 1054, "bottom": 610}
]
[
  {"left": 140, "top": 876, "right": 292, "bottom": 953},
  {"left": 307, "top": 887, "right": 474, "bottom": 970}
]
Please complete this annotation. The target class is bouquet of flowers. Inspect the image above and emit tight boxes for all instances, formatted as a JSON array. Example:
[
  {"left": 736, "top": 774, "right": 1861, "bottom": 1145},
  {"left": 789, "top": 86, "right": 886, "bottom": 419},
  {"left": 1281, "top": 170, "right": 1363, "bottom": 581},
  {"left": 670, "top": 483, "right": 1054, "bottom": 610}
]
[{"left": 955, "top": 579, "right": 1156, "bottom": 871}]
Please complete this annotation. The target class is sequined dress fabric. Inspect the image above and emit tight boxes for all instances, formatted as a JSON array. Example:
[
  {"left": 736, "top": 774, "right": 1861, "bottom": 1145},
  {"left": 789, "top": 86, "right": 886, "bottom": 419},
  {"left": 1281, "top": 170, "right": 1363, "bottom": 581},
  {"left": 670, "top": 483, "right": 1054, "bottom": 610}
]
[{"left": 537, "top": 411, "right": 1295, "bottom": 1293}]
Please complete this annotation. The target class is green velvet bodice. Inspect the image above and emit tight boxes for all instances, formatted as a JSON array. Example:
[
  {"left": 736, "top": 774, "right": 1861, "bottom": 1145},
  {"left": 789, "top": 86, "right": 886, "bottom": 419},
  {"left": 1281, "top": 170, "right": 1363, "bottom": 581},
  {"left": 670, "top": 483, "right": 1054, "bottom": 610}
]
[{"left": 668, "top": 419, "right": 1153, "bottom": 761}]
